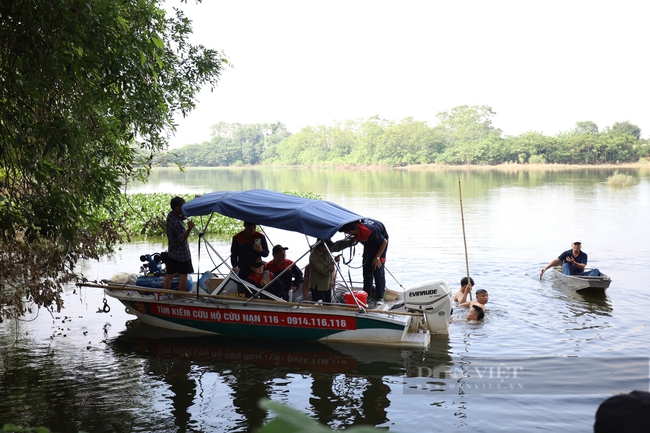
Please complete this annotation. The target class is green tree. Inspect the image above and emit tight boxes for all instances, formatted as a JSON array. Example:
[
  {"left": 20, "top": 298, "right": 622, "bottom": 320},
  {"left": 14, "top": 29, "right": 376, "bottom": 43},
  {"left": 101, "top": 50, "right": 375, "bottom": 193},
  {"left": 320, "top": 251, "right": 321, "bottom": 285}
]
[
  {"left": 608, "top": 121, "right": 641, "bottom": 140},
  {"left": 0, "top": 0, "right": 225, "bottom": 320},
  {"left": 573, "top": 121, "right": 599, "bottom": 135},
  {"left": 350, "top": 117, "right": 390, "bottom": 164},
  {"left": 436, "top": 105, "right": 502, "bottom": 142},
  {"left": 376, "top": 118, "right": 437, "bottom": 165},
  {"left": 504, "top": 132, "right": 555, "bottom": 164},
  {"left": 434, "top": 105, "right": 503, "bottom": 164}
]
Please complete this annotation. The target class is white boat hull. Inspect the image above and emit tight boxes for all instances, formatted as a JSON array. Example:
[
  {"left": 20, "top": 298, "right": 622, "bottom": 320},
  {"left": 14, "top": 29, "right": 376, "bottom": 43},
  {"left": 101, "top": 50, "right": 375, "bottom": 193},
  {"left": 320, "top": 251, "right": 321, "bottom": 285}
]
[{"left": 107, "top": 277, "right": 450, "bottom": 349}]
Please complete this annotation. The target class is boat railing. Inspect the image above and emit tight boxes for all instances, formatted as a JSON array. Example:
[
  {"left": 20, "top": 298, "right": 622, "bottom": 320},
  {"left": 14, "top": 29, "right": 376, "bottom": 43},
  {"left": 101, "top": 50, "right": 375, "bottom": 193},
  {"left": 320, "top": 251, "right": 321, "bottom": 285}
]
[{"left": 77, "top": 281, "right": 422, "bottom": 317}]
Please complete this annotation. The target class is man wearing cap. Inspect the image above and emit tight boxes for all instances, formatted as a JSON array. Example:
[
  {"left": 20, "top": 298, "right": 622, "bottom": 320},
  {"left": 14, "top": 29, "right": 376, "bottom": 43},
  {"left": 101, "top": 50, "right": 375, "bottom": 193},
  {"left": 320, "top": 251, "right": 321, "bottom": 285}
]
[
  {"left": 230, "top": 221, "right": 269, "bottom": 279},
  {"left": 265, "top": 244, "right": 303, "bottom": 299},
  {"left": 540, "top": 241, "right": 600, "bottom": 278},
  {"left": 245, "top": 258, "right": 287, "bottom": 300}
]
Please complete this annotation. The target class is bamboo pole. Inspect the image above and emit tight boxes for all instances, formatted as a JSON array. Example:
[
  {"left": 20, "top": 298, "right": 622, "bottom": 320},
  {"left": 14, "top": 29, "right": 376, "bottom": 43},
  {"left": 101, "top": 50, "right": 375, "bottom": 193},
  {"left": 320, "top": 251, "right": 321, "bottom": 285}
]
[{"left": 458, "top": 177, "right": 472, "bottom": 301}]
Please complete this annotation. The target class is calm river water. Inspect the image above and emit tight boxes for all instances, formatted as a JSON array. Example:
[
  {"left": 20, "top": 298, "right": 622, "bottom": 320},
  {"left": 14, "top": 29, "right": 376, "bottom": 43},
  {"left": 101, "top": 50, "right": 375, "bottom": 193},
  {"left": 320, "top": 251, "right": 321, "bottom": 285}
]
[{"left": 1, "top": 166, "right": 649, "bottom": 432}]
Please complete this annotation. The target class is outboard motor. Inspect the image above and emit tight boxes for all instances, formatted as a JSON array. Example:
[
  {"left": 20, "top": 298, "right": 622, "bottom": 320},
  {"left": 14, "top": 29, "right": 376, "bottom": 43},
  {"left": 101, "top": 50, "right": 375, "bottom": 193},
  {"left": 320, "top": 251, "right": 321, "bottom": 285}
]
[
  {"left": 140, "top": 253, "right": 163, "bottom": 275},
  {"left": 136, "top": 251, "right": 192, "bottom": 291},
  {"left": 404, "top": 281, "right": 452, "bottom": 335}
]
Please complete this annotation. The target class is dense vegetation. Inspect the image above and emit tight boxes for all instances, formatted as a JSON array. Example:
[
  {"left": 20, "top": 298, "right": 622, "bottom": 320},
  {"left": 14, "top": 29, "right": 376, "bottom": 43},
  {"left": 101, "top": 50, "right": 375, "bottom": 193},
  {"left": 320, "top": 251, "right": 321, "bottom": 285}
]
[
  {"left": 0, "top": 0, "right": 225, "bottom": 321},
  {"left": 155, "top": 106, "right": 649, "bottom": 166}
]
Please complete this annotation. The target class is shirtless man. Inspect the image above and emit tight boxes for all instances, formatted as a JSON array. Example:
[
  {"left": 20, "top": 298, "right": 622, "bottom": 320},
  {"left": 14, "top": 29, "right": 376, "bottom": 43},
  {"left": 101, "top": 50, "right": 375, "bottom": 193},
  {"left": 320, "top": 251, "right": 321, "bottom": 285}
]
[
  {"left": 459, "top": 288, "right": 489, "bottom": 310},
  {"left": 453, "top": 276, "right": 475, "bottom": 303},
  {"left": 466, "top": 305, "right": 485, "bottom": 321}
]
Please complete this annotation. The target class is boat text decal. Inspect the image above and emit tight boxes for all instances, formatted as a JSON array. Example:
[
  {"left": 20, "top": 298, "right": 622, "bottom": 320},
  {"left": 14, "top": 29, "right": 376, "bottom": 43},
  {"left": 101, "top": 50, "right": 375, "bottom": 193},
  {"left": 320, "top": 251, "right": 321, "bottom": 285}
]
[{"left": 149, "top": 303, "right": 356, "bottom": 330}]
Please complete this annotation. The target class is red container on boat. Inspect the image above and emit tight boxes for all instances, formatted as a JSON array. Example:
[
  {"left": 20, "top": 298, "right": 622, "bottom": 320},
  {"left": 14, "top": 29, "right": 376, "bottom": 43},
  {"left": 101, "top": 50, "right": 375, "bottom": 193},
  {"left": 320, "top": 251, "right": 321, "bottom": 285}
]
[{"left": 343, "top": 290, "right": 368, "bottom": 307}]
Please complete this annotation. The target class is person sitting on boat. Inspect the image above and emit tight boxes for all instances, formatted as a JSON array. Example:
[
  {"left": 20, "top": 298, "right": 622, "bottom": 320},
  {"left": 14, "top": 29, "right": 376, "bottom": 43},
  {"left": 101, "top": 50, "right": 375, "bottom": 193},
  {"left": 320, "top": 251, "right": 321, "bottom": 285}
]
[
  {"left": 338, "top": 219, "right": 389, "bottom": 305},
  {"left": 265, "top": 244, "right": 303, "bottom": 300},
  {"left": 459, "top": 288, "right": 489, "bottom": 311},
  {"left": 540, "top": 241, "right": 600, "bottom": 278},
  {"left": 307, "top": 238, "right": 353, "bottom": 303},
  {"left": 245, "top": 258, "right": 287, "bottom": 300},
  {"left": 466, "top": 305, "right": 485, "bottom": 321},
  {"left": 163, "top": 196, "right": 195, "bottom": 292},
  {"left": 231, "top": 221, "right": 269, "bottom": 280},
  {"left": 453, "top": 276, "right": 475, "bottom": 303}
]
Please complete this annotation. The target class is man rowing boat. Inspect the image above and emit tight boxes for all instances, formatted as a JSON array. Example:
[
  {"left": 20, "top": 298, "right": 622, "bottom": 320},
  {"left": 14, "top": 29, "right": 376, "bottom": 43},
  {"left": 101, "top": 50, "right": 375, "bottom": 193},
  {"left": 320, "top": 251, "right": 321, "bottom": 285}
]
[{"left": 540, "top": 241, "right": 600, "bottom": 278}]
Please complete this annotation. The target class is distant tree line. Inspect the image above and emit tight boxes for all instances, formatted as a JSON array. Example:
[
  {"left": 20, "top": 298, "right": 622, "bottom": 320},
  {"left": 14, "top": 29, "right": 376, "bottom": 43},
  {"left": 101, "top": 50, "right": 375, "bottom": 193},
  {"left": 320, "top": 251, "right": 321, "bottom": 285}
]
[{"left": 154, "top": 106, "right": 649, "bottom": 166}]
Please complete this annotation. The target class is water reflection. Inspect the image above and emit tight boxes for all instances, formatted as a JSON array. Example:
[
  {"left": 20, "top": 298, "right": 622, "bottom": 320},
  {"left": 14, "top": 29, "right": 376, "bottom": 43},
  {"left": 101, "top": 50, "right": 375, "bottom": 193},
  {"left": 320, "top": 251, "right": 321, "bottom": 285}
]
[
  {"left": 3, "top": 167, "right": 648, "bottom": 432},
  {"left": 132, "top": 166, "right": 649, "bottom": 199},
  {"left": 549, "top": 283, "right": 613, "bottom": 318},
  {"left": 108, "top": 322, "right": 453, "bottom": 431}
]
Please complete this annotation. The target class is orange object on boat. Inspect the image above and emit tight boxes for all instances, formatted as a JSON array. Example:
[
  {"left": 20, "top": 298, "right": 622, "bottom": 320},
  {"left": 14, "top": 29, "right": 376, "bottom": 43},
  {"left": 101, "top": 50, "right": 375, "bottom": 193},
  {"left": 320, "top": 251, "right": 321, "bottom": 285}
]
[{"left": 343, "top": 290, "right": 368, "bottom": 308}]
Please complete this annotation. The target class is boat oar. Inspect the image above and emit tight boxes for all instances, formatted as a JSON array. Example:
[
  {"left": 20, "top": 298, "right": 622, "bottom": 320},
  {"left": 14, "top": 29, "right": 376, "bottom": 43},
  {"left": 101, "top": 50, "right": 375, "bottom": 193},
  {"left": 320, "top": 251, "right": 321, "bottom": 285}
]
[{"left": 458, "top": 177, "right": 472, "bottom": 301}]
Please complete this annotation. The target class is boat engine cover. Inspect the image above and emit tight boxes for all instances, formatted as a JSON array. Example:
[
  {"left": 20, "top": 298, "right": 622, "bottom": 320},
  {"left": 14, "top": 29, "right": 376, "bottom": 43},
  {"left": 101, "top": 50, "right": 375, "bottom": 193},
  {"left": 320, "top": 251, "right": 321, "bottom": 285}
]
[
  {"left": 404, "top": 281, "right": 450, "bottom": 311},
  {"left": 404, "top": 281, "right": 452, "bottom": 335}
]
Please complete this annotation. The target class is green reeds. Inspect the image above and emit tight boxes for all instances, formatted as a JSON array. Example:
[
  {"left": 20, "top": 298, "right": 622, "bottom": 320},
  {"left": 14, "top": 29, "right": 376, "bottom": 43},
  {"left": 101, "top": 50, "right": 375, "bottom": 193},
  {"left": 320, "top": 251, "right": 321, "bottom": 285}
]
[{"left": 606, "top": 171, "right": 637, "bottom": 188}]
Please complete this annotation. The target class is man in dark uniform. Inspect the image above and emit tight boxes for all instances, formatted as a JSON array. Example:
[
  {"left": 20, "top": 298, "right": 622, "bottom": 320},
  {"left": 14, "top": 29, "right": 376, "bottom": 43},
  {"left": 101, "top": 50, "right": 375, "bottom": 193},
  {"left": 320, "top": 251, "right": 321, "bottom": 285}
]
[
  {"left": 231, "top": 221, "right": 269, "bottom": 279},
  {"left": 339, "top": 219, "right": 389, "bottom": 305},
  {"left": 540, "top": 241, "right": 600, "bottom": 278}
]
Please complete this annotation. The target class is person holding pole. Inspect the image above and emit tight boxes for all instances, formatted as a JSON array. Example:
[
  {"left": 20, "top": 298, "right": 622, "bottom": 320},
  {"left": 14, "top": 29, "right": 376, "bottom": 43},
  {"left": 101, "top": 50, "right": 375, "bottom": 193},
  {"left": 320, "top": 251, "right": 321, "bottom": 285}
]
[{"left": 454, "top": 276, "right": 475, "bottom": 303}]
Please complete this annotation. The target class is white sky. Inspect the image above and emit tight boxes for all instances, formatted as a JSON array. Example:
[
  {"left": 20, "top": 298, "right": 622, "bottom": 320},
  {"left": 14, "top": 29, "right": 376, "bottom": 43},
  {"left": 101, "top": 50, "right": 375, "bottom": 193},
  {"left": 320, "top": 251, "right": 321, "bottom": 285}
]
[{"left": 168, "top": 0, "right": 650, "bottom": 147}]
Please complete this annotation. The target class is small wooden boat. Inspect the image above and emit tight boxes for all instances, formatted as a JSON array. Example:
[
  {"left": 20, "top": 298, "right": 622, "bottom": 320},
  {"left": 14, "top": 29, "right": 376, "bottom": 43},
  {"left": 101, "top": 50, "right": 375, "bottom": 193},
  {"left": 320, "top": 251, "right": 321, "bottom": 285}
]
[{"left": 551, "top": 266, "right": 612, "bottom": 291}]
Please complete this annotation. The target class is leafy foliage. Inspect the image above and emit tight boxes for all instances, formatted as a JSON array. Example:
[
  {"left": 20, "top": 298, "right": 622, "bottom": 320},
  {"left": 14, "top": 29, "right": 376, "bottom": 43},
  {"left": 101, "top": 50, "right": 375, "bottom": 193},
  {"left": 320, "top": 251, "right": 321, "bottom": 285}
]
[
  {"left": 152, "top": 122, "right": 291, "bottom": 166},
  {"left": 161, "top": 107, "right": 649, "bottom": 167},
  {"left": 0, "top": 0, "right": 225, "bottom": 321},
  {"left": 258, "top": 400, "right": 387, "bottom": 433},
  {"left": 2, "top": 425, "right": 53, "bottom": 433}
]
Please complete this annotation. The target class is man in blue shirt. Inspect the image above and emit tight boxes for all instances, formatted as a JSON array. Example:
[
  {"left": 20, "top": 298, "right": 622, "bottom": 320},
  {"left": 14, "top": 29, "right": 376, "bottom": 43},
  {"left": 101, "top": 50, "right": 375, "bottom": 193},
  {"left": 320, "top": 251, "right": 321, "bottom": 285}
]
[
  {"left": 163, "top": 196, "right": 195, "bottom": 291},
  {"left": 540, "top": 241, "right": 600, "bottom": 277}
]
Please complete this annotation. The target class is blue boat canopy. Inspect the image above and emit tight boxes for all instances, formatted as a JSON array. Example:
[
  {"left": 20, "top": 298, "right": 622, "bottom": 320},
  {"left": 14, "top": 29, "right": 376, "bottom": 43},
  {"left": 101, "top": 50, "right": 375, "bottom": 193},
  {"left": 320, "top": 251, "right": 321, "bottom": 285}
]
[{"left": 182, "top": 189, "right": 364, "bottom": 240}]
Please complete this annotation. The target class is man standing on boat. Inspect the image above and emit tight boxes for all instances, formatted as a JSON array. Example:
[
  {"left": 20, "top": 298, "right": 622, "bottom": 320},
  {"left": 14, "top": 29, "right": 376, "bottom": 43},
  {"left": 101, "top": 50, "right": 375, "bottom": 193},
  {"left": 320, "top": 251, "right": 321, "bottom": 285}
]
[
  {"left": 339, "top": 219, "right": 389, "bottom": 305},
  {"left": 231, "top": 221, "right": 269, "bottom": 279},
  {"left": 540, "top": 241, "right": 600, "bottom": 277},
  {"left": 163, "top": 196, "right": 195, "bottom": 292}
]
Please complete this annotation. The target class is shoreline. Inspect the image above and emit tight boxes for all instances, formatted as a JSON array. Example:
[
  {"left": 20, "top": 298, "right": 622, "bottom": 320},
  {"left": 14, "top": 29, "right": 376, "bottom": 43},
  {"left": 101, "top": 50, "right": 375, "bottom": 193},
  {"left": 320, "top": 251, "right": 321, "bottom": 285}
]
[{"left": 160, "top": 161, "right": 650, "bottom": 172}]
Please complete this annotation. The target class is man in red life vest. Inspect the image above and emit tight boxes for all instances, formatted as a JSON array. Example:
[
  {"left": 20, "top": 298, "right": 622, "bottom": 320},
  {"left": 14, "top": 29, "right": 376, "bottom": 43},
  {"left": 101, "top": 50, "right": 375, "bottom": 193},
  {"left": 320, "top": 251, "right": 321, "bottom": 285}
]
[
  {"left": 246, "top": 258, "right": 287, "bottom": 300},
  {"left": 339, "top": 219, "right": 389, "bottom": 305},
  {"left": 231, "top": 221, "right": 269, "bottom": 279},
  {"left": 265, "top": 244, "right": 303, "bottom": 300}
]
